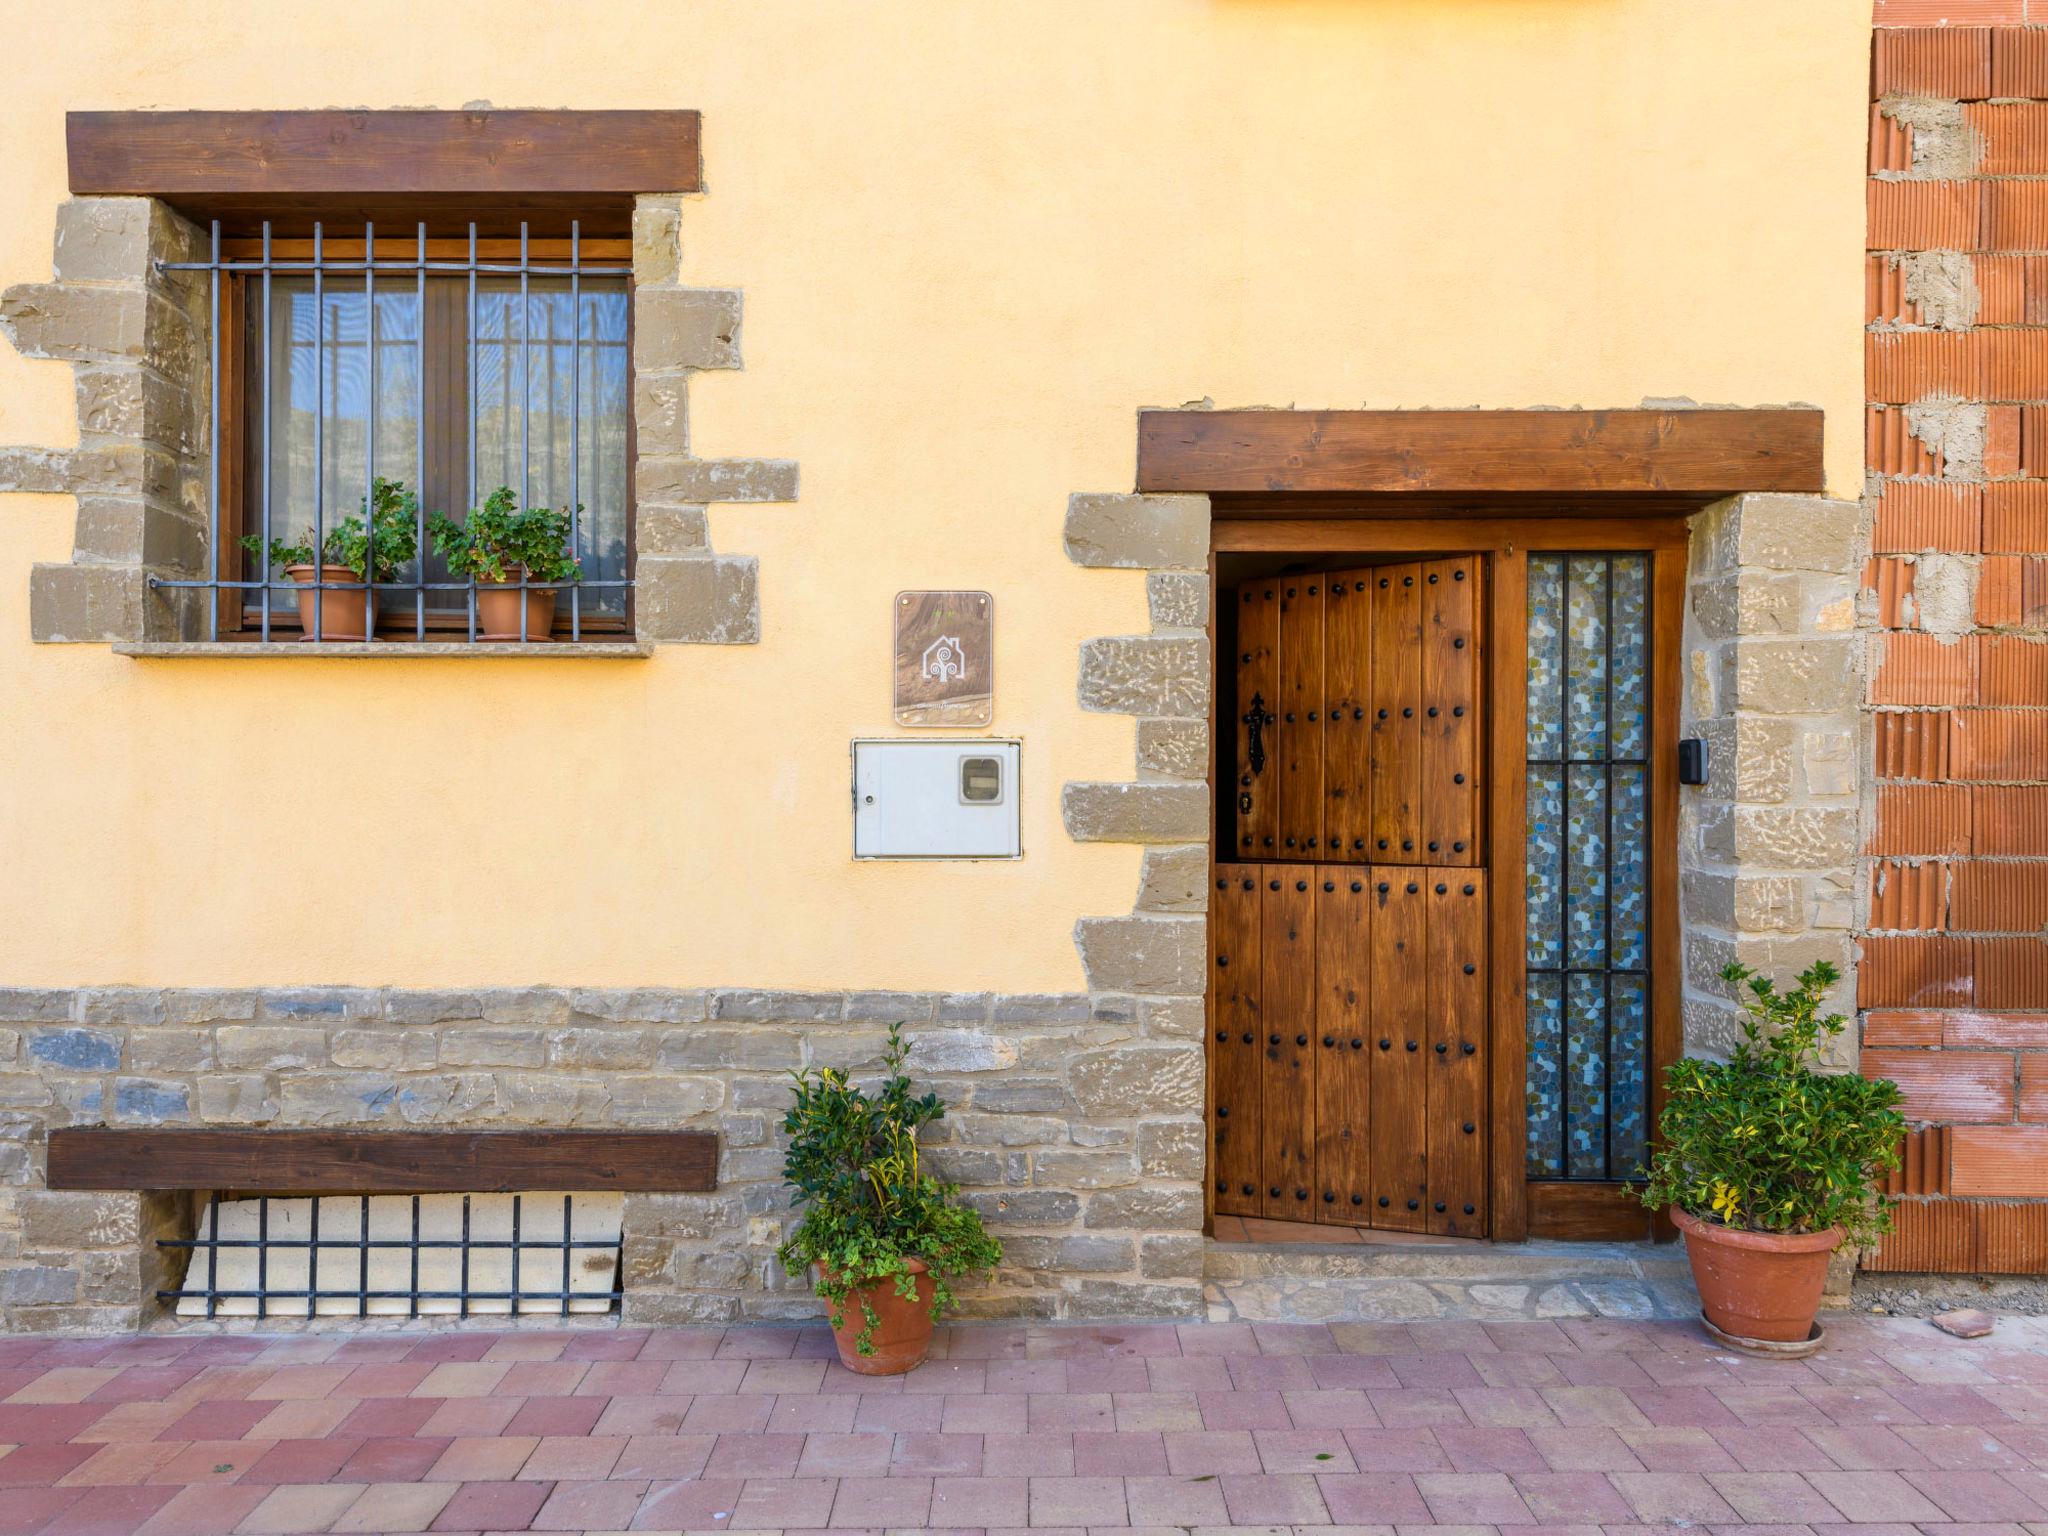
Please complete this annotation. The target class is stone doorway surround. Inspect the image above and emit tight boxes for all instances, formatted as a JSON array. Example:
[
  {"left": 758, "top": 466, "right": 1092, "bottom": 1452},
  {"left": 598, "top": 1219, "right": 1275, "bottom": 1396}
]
[{"left": 1058, "top": 407, "right": 1861, "bottom": 1254}]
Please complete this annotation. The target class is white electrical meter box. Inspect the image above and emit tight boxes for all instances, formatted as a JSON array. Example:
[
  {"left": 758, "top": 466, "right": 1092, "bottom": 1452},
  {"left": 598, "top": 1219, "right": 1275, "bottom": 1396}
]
[{"left": 852, "top": 739, "right": 1022, "bottom": 859}]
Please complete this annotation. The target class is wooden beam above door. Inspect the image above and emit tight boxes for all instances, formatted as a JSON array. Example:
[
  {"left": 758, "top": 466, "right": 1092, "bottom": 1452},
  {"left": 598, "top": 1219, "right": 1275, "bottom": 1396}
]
[{"left": 1136, "top": 409, "right": 1824, "bottom": 500}]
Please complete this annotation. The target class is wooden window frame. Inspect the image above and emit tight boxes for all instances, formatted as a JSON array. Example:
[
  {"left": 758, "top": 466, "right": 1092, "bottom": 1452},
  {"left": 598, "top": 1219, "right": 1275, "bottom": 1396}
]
[
  {"left": 213, "top": 235, "right": 638, "bottom": 641},
  {"left": 1210, "top": 513, "right": 1688, "bottom": 1243}
]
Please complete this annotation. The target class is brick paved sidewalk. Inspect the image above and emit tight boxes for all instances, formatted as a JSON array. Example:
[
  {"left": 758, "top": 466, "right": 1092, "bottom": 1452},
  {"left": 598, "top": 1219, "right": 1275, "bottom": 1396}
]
[{"left": 0, "top": 1314, "right": 2042, "bottom": 1533}]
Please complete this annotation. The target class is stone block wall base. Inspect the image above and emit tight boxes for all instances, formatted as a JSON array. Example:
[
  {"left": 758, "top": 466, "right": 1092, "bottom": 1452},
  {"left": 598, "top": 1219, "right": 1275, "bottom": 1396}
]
[{"left": 0, "top": 987, "right": 1203, "bottom": 1333}]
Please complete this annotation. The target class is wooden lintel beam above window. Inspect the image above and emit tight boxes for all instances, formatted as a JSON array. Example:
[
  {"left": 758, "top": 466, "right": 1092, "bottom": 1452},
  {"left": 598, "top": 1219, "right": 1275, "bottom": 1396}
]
[
  {"left": 1136, "top": 409, "right": 1826, "bottom": 500},
  {"left": 46, "top": 1128, "right": 717, "bottom": 1193},
  {"left": 66, "top": 110, "right": 701, "bottom": 235}
]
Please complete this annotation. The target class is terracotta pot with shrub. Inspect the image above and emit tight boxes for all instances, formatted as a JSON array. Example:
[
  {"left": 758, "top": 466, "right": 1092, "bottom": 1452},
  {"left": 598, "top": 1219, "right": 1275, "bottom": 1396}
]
[
  {"left": 431, "top": 487, "right": 580, "bottom": 642},
  {"left": 1641, "top": 960, "right": 1905, "bottom": 1349},
  {"left": 777, "top": 1025, "right": 1003, "bottom": 1374},
  {"left": 242, "top": 480, "right": 421, "bottom": 643}
]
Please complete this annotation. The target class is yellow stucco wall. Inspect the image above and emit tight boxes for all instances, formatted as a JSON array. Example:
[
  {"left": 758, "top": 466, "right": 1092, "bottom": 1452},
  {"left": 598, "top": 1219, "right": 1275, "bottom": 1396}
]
[{"left": 0, "top": 0, "right": 1867, "bottom": 989}]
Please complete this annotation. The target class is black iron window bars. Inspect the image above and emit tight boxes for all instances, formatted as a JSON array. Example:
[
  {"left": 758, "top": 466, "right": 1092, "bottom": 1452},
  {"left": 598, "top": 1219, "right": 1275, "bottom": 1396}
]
[
  {"left": 159, "top": 1192, "right": 617, "bottom": 1319},
  {"left": 154, "top": 219, "right": 632, "bottom": 643}
]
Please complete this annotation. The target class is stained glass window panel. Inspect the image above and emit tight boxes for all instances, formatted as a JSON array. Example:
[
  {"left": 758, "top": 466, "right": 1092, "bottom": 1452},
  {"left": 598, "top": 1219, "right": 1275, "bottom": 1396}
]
[{"left": 1524, "top": 552, "right": 1652, "bottom": 1181}]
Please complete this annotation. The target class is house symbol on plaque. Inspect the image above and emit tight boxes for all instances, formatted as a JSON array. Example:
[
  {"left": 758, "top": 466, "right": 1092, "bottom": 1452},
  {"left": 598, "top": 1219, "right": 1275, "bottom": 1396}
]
[
  {"left": 894, "top": 592, "right": 993, "bottom": 727},
  {"left": 921, "top": 636, "right": 966, "bottom": 685}
]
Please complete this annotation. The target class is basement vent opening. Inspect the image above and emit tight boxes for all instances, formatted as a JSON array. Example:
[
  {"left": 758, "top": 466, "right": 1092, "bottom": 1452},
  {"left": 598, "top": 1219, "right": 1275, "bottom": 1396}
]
[{"left": 162, "top": 1192, "right": 623, "bottom": 1318}]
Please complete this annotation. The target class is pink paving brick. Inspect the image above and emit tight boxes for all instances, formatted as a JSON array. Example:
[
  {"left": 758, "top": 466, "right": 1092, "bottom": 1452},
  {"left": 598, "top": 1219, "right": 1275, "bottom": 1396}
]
[
  {"left": 236, "top": 1434, "right": 365, "bottom": 1485},
  {"left": 334, "top": 1434, "right": 451, "bottom": 1482},
  {"left": 928, "top": 1474, "right": 1030, "bottom": 1527},
  {"left": 631, "top": 1474, "right": 745, "bottom": 1528},
  {"left": 330, "top": 1480, "right": 457, "bottom": 1533},
  {"left": 831, "top": 1472, "right": 934, "bottom": 1525},
  {"left": 504, "top": 1394, "right": 606, "bottom": 1438},
  {"left": 1708, "top": 1470, "right": 1853, "bottom": 1522},
  {"left": 1511, "top": 1468, "right": 1638, "bottom": 1522},
  {"left": 427, "top": 1477, "right": 553, "bottom": 1531},
  {"left": 1611, "top": 1469, "right": 1744, "bottom": 1523},
  {"left": 1803, "top": 1468, "right": 1949, "bottom": 1522},
  {"left": 0, "top": 1441, "right": 97, "bottom": 1486},
  {"left": 1529, "top": 1425, "right": 1646, "bottom": 1471},
  {"left": 891, "top": 1429, "right": 985, "bottom": 1475},
  {"left": 530, "top": 1476, "right": 648, "bottom": 1530},
  {"left": 1025, "top": 1473, "right": 1127, "bottom": 1527},
  {"left": 944, "top": 1391, "right": 1031, "bottom": 1432},
  {"left": 703, "top": 1429, "right": 805, "bottom": 1477},
  {"left": 38, "top": 1482, "right": 177, "bottom": 1532},
  {"left": 726, "top": 1474, "right": 839, "bottom": 1528},
  {"left": 55, "top": 1439, "right": 185, "bottom": 1488},
  {"left": 1620, "top": 1426, "right": 1742, "bottom": 1471},
  {"left": 237, "top": 1482, "right": 365, "bottom": 1534},
  {"left": 981, "top": 1430, "right": 1077, "bottom": 1475},
  {"left": 1436, "top": 1425, "right": 1548, "bottom": 1473},
  {"left": 146, "top": 1439, "right": 275, "bottom": 1486},
  {"left": 795, "top": 1429, "right": 893, "bottom": 1476},
  {"left": 1280, "top": 1386, "right": 1379, "bottom": 1427},
  {"left": 613, "top": 1431, "right": 715, "bottom": 1480},
  {"left": 1316, "top": 1471, "right": 1433, "bottom": 1523},
  {"left": 1903, "top": 1465, "right": 2048, "bottom": 1520},
  {"left": 1415, "top": 1469, "right": 1538, "bottom": 1523}
]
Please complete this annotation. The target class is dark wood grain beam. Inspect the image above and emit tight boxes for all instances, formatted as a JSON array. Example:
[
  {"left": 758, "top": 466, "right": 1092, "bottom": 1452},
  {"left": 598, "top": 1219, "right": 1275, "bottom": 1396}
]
[
  {"left": 47, "top": 1129, "right": 718, "bottom": 1193},
  {"left": 1137, "top": 409, "right": 1825, "bottom": 498}
]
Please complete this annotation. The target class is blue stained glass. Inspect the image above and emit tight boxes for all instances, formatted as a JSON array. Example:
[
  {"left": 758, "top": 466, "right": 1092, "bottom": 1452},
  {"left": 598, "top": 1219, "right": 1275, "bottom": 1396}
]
[
  {"left": 1566, "top": 763, "right": 1608, "bottom": 970},
  {"left": 1611, "top": 557, "right": 1649, "bottom": 760},
  {"left": 1566, "top": 971, "right": 1608, "bottom": 1179},
  {"left": 1609, "top": 973, "right": 1648, "bottom": 1178},
  {"left": 1566, "top": 559, "right": 1609, "bottom": 762},
  {"left": 1526, "top": 765, "right": 1564, "bottom": 969},
  {"left": 1611, "top": 765, "right": 1648, "bottom": 972},
  {"left": 1526, "top": 974, "right": 1564, "bottom": 1178},
  {"left": 1528, "top": 556, "right": 1565, "bottom": 763},
  {"left": 1524, "top": 551, "right": 1653, "bottom": 1182}
]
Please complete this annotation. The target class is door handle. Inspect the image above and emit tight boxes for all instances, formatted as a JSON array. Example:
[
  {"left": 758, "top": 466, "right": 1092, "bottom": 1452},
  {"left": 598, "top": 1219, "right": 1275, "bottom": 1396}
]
[{"left": 1242, "top": 692, "right": 1273, "bottom": 777}]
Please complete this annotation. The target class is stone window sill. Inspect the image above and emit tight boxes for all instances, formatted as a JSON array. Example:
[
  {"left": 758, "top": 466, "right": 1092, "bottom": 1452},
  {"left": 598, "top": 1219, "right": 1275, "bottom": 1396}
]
[{"left": 114, "top": 641, "right": 655, "bottom": 660}]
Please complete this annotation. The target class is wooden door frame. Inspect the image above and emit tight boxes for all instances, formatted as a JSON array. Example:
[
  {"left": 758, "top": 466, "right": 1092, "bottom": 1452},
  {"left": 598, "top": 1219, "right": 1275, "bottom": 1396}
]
[{"left": 1209, "top": 514, "right": 1689, "bottom": 1243}]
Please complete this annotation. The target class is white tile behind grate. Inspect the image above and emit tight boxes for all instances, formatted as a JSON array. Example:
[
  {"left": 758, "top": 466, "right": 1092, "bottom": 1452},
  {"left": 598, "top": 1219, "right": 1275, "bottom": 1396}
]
[{"left": 174, "top": 1192, "right": 622, "bottom": 1317}]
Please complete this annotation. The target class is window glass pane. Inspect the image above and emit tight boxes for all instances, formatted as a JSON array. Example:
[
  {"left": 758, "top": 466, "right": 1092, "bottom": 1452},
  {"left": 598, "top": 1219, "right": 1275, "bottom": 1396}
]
[
  {"left": 263, "top": 280, "right": 422, "bottom": 572},
  {"left": 473, "top": 279, "right": 631, "bottom": 616},
  {"left": 1524, "top": 552, "right": 1652, "bottom": 1181}
]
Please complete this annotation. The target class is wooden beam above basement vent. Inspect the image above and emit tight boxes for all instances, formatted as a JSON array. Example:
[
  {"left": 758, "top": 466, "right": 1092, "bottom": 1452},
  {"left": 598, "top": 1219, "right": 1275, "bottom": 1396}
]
[
  {"left": 1136, "top": 409, "right": 1826, "bottom": 499},
  {"left": 66, "top": 110, "right": 701, "bottom": 234},
  {"left": 46, "top": 1129, "right": 717, "bottom": 1194}
]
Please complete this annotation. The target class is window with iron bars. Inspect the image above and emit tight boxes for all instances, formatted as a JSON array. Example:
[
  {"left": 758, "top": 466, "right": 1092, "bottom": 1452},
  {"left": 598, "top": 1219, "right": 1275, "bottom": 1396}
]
[{"left": 159, "top": 219, "right": 635, "bottom": 642}]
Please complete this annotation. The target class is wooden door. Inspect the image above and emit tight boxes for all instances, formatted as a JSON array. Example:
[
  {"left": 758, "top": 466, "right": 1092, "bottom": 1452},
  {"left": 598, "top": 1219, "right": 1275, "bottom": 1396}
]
[{"left": 1211, "top": 555, "right": 1495, "bottom": 1236}]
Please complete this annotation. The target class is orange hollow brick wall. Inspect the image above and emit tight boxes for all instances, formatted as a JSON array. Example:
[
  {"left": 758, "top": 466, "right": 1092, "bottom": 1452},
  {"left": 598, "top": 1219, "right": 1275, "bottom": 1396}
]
[{"left": 1864, "top": 11, "right": 2048, "bottom": 1273}]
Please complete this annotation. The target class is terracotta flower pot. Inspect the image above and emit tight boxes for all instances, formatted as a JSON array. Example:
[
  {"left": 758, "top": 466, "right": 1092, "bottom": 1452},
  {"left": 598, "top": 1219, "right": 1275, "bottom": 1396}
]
[
  {"left": 818, "top": 1258, "right": 936, "bottom": 1375},
  {"left": 1672, "top": 1206, "right": 1842, "bottom": 1344},
  {"left": 475, "top": 572, "right": 556, "bottom": 641},
  {"left": 284, "top": 564, "right": 372, "bottom": 641}
]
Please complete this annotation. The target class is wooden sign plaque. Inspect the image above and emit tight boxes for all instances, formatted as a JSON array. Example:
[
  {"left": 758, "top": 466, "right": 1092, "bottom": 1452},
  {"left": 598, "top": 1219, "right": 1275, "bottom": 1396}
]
[{"left": 893, "top": 591, "right": 993, "bottom": 727}]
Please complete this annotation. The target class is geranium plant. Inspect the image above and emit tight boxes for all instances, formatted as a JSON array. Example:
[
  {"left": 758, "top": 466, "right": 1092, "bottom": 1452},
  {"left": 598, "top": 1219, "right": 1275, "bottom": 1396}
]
[
  {"left": 428, "top": 486, "right": 582, "bottom": 585},
  {"left": 240, "top": 476, "right": 421, "bottom": 581},
  {"left": 776, "top": 1024, "right": 1002, "bottom": 1357},
  {"left": 1640, "top": 960, "right": 1905, "bottom": 1247}
]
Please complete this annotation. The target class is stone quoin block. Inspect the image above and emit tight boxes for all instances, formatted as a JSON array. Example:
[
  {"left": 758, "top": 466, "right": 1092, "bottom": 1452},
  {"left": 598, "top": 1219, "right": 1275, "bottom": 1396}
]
[
  {"left": 1077, "top": 634, "right": 1210, "bottom": 718},
  {"left": 1072, "top": 913, "right": 1205, "bottom": 995},
  {"left": 635, "top": 555, "right": 761, "bottom": 644},
  {"left": 632, "top": 287, "right": 742, "bottom": 373},
  {"left": 635, "top": 455, "right": 798, "bottom": 506},
  {"left": 1136, "top": 717, "right": 1208, "bottom": 781},
  {"left": 1063, "top": 492, "right": 1210, "bottom": 571},
  {"left": 1061, "top": 781, "right": 1208, "bottom": 843},
  {"left": 1135, "top": 844, "right": 1209, "bottom": 913},
  {"left": 1146, "top": 572, "right": 1209, "bottom": 630}
]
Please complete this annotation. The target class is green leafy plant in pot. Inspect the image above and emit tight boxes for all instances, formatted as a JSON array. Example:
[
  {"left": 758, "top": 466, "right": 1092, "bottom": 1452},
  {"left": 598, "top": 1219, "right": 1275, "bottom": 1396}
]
[
  {"left": 240, "top": 477, "right": 420, "bottom": 641},
  {"left": 1640, "top": 960, "right": 1904, "bottom": 1347},
  {"left": 429, "top": 487, "right": 581, "bottom": 641},
  {"left": 777, "top": 1024, "right": 1002, "bottom": 1374}
]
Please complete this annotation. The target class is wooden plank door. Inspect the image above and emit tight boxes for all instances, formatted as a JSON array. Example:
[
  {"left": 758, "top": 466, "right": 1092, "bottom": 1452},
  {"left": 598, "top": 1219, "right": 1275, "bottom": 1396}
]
[
  {"left": 1323, "top": 570, "right": 1373, "bottom": 863},
  {"left": 1209, "top": 869, "right": 1263, "bottom": 1219},
  {"left": 1367, "top": 867, "right": 1429, "bottom": 1230},
  {"left": 1234, "top": 584, "right": 1279, "bottom": 859},
  {"left": 1369, "top": 565, "right": 1423, "bottom": 862},
  {"left": 1260, "top": 865, "right": 1318, "bottom": 1219},
  {"left": 1421, "top": 557, "right": 1485, "bottom": 868},
  {"left": 1314, "top": 868, "right": 1372, "bottom": 1221},
  {"left": 1427, "top": 871, "right": 1488, "bottom": 1236},
  {"left": 1276, "top": 582, "right": 1325, "bottom": 857}
]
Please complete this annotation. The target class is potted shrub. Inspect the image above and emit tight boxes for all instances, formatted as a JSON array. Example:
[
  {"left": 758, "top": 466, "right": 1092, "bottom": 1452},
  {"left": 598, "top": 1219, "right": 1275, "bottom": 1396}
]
[
  {"left": 429, "top": 487, "right": 581, "bottom": 641},
  {"left": 777, "top": 1024, "right": 1003, "bottom": 1374},
  {"left": 1641, "top": 960, "right": 1904, "bottom": 1348},
  {"left": 240, "top": 478, "right": 420, "bottom": 641}
]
